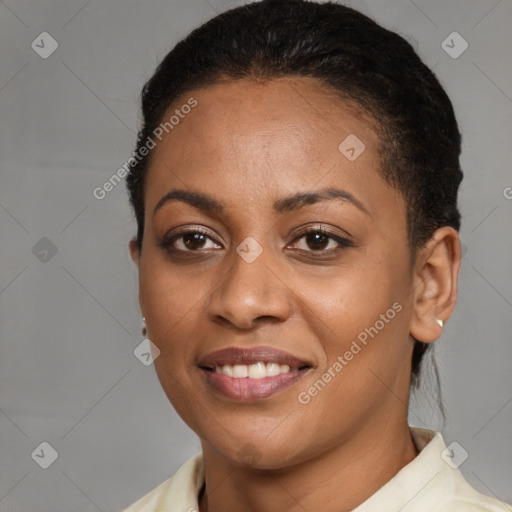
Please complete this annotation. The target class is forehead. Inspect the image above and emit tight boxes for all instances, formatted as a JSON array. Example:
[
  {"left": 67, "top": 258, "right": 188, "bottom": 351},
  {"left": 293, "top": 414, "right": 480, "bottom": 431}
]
[{"left": 144, "top": 77, "right": 401, "bottom": 221}]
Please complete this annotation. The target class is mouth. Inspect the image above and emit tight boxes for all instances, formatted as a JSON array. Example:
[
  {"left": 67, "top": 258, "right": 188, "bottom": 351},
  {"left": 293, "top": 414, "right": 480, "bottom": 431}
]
[{"left": 197, "top": 346, "right": 313, "bottom": 401}]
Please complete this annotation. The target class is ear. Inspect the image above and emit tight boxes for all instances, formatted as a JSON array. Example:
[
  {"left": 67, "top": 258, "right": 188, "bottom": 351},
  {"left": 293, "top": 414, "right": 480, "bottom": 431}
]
[
  {"left": 129, "top": 236, "right": 140, "bottom": 266},
  {"left": 410, "top": 227, "right": 461, "bottom": 343}
]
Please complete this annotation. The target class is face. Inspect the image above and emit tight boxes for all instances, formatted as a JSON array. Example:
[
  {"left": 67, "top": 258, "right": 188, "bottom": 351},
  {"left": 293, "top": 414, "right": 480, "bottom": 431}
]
[{"left": 130, "top": 77, "right": 418, "bottom": 469}]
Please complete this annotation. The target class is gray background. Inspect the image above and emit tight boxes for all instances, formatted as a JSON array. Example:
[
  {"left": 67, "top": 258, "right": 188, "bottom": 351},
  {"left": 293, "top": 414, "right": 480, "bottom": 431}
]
[{"left": 0, "top": 0, "right": 511, "bottom": 510}]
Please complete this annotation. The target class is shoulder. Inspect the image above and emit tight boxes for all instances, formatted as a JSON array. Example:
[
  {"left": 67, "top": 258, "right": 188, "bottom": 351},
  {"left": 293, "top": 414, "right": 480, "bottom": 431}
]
[
  {"left": 411, "top": 427, "right": 511, "bottom": 512},
  {"left": 447, "top": 469, "right": 511, "bottom": 511},
  {"left": 355, "top": 427, "right": 511, "bottom": 512},
  {"left": 448, "top": 492, "right": 512, "bottom": 511},
  {"left": 122, "top": 453, "right": 204, "bottom": 512}
]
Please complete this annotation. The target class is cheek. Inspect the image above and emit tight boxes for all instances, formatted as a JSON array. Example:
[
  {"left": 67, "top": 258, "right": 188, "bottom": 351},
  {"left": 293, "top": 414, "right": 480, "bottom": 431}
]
[
  {"left": 138, "top": 256, "right": 204, "bottom": 352},
  {"left": 295, "top": 256, "right": 411, "bottom": 389},
  {"left": 138, "top": 260, "right": 208, "bottom": 422},
  {"left": 297, "top": 259, "right": 402, "bottom": 339}
]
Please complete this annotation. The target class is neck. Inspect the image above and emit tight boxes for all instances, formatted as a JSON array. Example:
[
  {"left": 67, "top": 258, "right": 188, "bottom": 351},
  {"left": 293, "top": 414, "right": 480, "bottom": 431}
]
[{"left": 198, "top": 418, "right": 419, "bottom": 512}]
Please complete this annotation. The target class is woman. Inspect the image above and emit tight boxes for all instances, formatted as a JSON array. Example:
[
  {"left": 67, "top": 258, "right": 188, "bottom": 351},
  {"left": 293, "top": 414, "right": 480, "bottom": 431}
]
[{"left": 123, "top": 1, "right": 510, "bottom": 510}]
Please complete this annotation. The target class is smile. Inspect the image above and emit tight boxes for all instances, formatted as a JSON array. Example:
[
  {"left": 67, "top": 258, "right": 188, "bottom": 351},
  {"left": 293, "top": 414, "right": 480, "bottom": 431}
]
[
  {"left": 213, "top": 362, "right": 298, "bottom": 378},
  {"left": 197, "top": 346, "right": 313, "bottom": 401}
]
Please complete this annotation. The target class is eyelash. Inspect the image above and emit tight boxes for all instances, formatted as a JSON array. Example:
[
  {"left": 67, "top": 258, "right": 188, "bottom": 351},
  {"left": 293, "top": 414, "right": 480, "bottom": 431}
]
[
  {"left": 158, "top": 227, "right": 217, "bottom": 253},
  {"left": 291, "top": 227, "right": 353, "bottom": 254},
  {"left": 158, "top": 225, "right": 353, "bottom": 257}
]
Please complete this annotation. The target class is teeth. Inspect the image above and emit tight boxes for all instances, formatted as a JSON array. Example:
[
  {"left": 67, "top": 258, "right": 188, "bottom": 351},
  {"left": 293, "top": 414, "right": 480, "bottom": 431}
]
[
  {"left": 222, "top": 365, "right": 233, "bottom": 377},
  {"left": 232, "top": 364, "right": 248, "bottom": 378},
  {"left": 214, "top": 362, "right": 295, "bottom": 378},
  {"left": 248, "top": 362, "right": 266, "bottom": 379},
  {"left": 266, "top": 362, "right": 280, "bottom": 377}
]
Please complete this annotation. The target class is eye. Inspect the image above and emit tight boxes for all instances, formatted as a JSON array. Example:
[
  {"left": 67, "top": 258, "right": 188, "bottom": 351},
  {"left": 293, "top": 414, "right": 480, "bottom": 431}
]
[
  {"left": 288, "top": 226, "right": 353, "bottom": 254},
  {"left": 160, "top": 228, "right": 223, "bottom": 252}
]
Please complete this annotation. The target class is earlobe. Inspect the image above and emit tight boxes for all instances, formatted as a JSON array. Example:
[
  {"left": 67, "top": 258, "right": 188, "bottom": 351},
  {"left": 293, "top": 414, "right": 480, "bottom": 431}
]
[
  {"left": 129, "top": 237, "right": 140, "bottom": 266},
  {"left": 409, "top": 227, "right": 461, "bottom": 343}
]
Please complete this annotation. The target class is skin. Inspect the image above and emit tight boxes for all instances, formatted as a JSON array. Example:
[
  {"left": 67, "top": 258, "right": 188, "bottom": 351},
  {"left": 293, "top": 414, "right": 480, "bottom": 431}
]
[{"left": 129, "top": 76, "right": 461, "bottom": 512}]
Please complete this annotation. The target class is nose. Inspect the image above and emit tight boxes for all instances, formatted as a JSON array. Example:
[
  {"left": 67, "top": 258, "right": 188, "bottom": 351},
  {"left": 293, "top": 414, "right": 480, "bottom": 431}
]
[{"left": 206, "top": 246, "right": 292, "bottom": 330}]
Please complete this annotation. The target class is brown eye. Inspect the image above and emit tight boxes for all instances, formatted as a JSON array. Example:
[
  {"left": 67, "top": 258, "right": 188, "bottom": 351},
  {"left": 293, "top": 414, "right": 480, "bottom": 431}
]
[
  {"left": 161, "top": 228, "right": 223, "bottom": 253},
  {"left": 183, "top": 233, "right": 208, "bottom": 250},
  {"left": 305, "top": 232, "right": 330, "bottom": 250},
  {"left": 288, "top": 227, "right": 353, "bottom": 255}
]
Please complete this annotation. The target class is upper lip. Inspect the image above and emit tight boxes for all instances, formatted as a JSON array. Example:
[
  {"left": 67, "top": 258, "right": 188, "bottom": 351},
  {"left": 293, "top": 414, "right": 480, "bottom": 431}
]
[{"left": 197, "top": 346, "right": 312, "bottom": 370}]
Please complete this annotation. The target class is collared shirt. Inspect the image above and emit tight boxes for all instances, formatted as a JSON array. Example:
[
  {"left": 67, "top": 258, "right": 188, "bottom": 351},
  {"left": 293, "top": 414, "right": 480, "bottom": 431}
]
[{"left": 123, "top": 427, "right": 511, "bottom": 511}]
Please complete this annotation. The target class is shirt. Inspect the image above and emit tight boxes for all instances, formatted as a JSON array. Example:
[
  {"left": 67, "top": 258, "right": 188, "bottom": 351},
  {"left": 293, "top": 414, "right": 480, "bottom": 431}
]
[{"left": 123, "top": 426, "right": 511, "bottom": 511}]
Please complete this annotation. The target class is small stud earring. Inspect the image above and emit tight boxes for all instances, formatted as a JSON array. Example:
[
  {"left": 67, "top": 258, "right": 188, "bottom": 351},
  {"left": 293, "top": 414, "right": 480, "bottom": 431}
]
[
  {"left": 141, "top": 317, "right": 147, "bottom": 337},
  {"left": 436, "top": 318, "right": 444, "bottom": 328}
]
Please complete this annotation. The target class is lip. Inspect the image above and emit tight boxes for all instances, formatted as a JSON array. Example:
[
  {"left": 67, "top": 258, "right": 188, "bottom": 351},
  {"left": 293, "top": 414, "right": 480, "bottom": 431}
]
[
  {"left": 197, "top": 346, "right": 313, "bottom": 402},
  {"left": 197, "top": 346, "right": 312, "bottom": 370}
]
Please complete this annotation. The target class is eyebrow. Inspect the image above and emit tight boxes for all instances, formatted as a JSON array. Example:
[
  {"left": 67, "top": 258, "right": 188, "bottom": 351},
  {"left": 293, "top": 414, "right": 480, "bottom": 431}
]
[
  {"left": 152, "top": 187, "right": 369, "bottom": 217},
  {"left": 273, "top": 187, "right": 369, "bottom": 215},
  {"left": 153, "top": 190, "right": 223, "bottom": 217}
]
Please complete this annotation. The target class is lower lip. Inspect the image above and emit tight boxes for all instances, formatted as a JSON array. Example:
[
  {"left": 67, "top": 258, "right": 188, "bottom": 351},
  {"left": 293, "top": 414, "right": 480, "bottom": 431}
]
[{"left": 201, "top": 369, "right": 307, "bottom": 401}]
